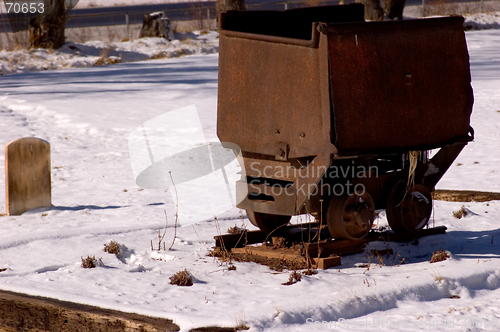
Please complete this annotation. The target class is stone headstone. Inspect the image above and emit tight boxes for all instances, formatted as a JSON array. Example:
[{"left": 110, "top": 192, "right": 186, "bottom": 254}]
[{"left": 5, "top": 137, "right": 51, "bottom": 216}]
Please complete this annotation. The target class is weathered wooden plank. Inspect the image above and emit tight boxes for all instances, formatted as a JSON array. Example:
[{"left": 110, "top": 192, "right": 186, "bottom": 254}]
[
  {"left": 231, "top": 246, "right": 341, "bottom": 270},
  {"left": 312, "top": 256, "right": 341, "bottom": 269},
  {"left": 215, "top": 230, "right": 267, "bottom": 249},
  {"left": 0, "top": 289, "right": 179, "bottom": 331},
  {"left": 215, "top": 221, "right": 321, "bottom": 250},
  {"left": 216, "top": 225, "right": 446, "bottom": 270},
  {"left": 433, "top": 189, "right": 500, "bottom": 202},
  {"left": 232, "top": 246, "right": 302, "bottom": 261}
]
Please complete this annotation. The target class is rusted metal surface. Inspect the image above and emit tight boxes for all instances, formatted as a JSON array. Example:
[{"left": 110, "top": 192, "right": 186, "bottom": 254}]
[
  {"left": 217, "top": 5, "right": 474, "bottom": 231},
  {"left": 217, "top": 4, "right": 365, "bottom": 160},
  {"left": 326, "top": 17, "right": 473, "bottom": 155},
  {"left": 220, "top": 25, "right": 320, "bottom": 47},
  {"left": 217, "top": 33, "right": 324, "bottom": 159},
  {"left": 421, "top": 140, "right": 471, "bottom": 191}
]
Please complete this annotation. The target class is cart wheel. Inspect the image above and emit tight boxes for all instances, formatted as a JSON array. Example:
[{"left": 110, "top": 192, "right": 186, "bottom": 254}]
[
  {"left": 386, "top": 181, "right": 432, "bottom": 233},
  {"left": 246, "top": 210, "right": 291, "bottom": 233},
  {"left": 326, "top": 189, "right": 375, "bottom": 240}
]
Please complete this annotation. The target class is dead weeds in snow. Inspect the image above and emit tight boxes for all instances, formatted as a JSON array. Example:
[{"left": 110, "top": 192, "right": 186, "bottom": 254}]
[
  {"left": 103, "top": 240, "right": 120, "bottom": 255},
  {"left": 94, "top": 47, "right": 121, "bottom": 66},
  {"left": 431, "top": 249, "right": 450, "bottom": 263},
  {"left": 81, "top": 255, "right": 102, "bottom": 268},
  {"left": 235, "top": 323, "right": 250, "bottom": 331},
  {"left": 302, "top": 268, "right": 317, "bottom": 276},
  {"left": 169, "top": 269, "right": 193, "bottom": 286},
  {"left": 282, "top": 270, "right": 302, "bottom": 286},
  {"left": 227, "top": 225, "right": 245, "bottom": 234},
  {"left": 208, "top": 247, "right": 232, "bottom": 263},
  {"left": 453, "top": 205, "right": 469, "bottom": 219}
]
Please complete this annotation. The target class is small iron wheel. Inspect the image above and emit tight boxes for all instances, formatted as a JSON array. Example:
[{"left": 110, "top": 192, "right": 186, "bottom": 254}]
[
  {"left": 386, "top": 181, "right": 433, "bottom": 233},
  {"left": 246, "top": 210, "right": 291, "bottom": 233},
  {"left": 326, "top": 189, "right": 375, "bottom": 240}
]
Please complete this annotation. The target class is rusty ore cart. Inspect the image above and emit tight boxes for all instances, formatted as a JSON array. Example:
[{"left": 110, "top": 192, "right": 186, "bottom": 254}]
[{"left": 217, "top": 4, "right": 474, "bottom": 239}]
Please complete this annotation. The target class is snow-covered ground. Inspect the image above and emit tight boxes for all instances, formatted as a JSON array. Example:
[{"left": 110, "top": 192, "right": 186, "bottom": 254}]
[
  {"left": 1, "top": 25, "right": 500, "bottom": 332},
  {"left": 1, "top": 31, "right": 219, "bottom": 75},
  {"left": 464, "top": 11, "right": 500, "bottom": 30}
]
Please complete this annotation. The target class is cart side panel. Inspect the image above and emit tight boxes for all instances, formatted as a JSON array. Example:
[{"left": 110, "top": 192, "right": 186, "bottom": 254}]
[
  {"left": 217, "top": 34, "right": 325, "bottom": 159},
  {"left": 327, "top": 17, "right": 473, "bottom": 155}
]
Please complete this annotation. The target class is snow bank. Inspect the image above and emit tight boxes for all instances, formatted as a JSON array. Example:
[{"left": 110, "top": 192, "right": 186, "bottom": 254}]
[
  {"left": 0, "top": 30, "right": 218, "bottom": 75},
  {"left": 464, "top": 12, "right": 500, "bottom": 30}
]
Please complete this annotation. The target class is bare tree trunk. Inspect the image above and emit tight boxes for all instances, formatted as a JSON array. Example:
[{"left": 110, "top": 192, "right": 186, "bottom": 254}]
[
  {"left": 382, "top": 0, "right": 406, "bottom": 20},
  {"left": 216, "top": 0, "right": 245, "bottom": 22},
  {"left": 359, "top": 0, "right": 384, "bottom": 21},
  {"left": 30, "top": 0, "right": 66, "bottom": 49}
]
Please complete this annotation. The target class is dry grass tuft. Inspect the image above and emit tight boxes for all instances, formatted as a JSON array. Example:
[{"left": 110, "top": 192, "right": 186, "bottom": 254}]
[
  {"left": 94, "top": 48, "right": 109, "bottom": 66},
  {"left": 151, "top": 51, "right": 169, "bottom": 59},
  {"left": 302, "top": 268, "right": 318, "bottom": 276},
  {"left": 104, "top": 240, "right": 120, "bottom": 255},
  {"left": 431, "top": 249, "right": 450, "bottom": 263},
  {"left": 453, "top": 205, "right": 468, "bottom": 219},
  {"left": 94, "top": 48, "right": 121, "bottom": 66},
  {"left": 227, "top": 225, "right": 244, "bottom": 234},
  {"left": 170, "top": 269, "right": 193, "bottom": 286},
  {"left": 208, "top": 247, "right": 232, "bottom": 263},
  {"left": 235, "top": 322, "right": 250, "bottom": 331},
  {"left": 81, "top": 255, "right": 100, "bottom": 268},
  {"left": 282, "top": 270, "right": 302, "bottom": 285},
  {"left": 271, "top": 237, "right": 288, "bottom": 249}
]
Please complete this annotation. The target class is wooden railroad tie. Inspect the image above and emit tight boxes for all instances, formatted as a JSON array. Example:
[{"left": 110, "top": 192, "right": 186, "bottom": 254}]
[{"left": 215, "top": 225, "right": 447, "bottom": 270}]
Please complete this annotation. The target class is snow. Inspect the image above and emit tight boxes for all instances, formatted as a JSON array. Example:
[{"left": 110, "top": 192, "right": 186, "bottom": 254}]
[
  {"left": 464, "top": 12, "right": 500, "bottom": 30},
  {"left": 1, "top": 25, "right": 500, "bottom": 332},
  {"left": 1, "top": 31, "right": 219, "bottom": 75}
]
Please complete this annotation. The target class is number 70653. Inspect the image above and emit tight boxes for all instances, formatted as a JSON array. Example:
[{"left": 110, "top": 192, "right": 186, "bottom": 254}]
[{"left": 5, "top": 2, "right": 45, "bottom": 14}]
